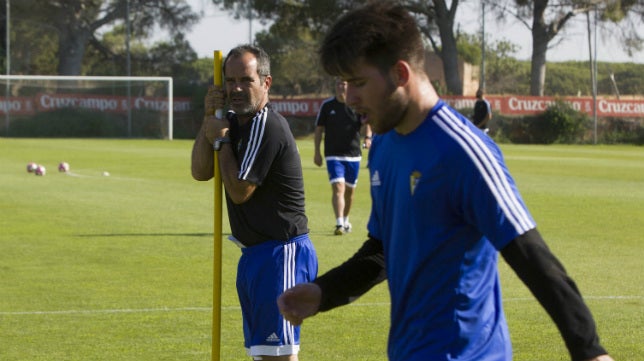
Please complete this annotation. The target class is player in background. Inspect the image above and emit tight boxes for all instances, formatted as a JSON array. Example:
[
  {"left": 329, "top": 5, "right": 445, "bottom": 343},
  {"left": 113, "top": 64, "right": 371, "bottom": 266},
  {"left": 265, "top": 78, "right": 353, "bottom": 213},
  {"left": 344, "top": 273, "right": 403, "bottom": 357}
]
[
  {"left": 314, "top": 78, "right": 372, "bottom": 235},
  {"left": 278, "top": 4, "right": 614, "bottom": 361},
  {"left": 472, "top": 88, "right": 492, "bottom": 132}
]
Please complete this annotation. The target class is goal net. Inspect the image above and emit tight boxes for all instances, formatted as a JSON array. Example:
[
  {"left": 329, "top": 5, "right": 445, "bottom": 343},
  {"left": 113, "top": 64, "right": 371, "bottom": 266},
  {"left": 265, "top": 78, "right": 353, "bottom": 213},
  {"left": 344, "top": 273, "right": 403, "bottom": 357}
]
[{"left": 0, "top": 75, "right": 174, "bottom": 139}]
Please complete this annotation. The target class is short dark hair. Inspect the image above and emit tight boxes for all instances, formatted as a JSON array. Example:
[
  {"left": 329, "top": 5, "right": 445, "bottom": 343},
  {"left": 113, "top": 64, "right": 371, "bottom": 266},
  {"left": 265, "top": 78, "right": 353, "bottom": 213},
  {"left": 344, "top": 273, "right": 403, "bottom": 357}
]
[
  {"left": 320, "top": 2, "right": 425, "bottom": 77},
  {"left": 224, "top": 44, "right": 271, "bottom": 77}
]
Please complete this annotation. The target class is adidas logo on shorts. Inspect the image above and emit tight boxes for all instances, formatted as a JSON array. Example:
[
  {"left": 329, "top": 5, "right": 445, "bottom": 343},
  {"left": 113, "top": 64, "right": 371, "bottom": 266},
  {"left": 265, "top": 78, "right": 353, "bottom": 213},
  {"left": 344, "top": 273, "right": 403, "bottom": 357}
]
[
  {"left": 265, "top": 332, "right": 280, "bottom": 343},
  {"left": 371, "top": 170, "right": 381, "bottom": 186}
]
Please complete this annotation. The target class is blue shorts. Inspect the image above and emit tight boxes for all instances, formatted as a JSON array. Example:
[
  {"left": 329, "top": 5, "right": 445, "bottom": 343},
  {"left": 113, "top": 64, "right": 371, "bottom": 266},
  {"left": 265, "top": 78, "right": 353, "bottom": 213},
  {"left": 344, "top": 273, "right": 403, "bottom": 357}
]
[
  {"left": 326, "top": 157, "right": 361, "bottom": 187},
  {"left": 236, "top": 234, "right": 318, "bottom": 357}
]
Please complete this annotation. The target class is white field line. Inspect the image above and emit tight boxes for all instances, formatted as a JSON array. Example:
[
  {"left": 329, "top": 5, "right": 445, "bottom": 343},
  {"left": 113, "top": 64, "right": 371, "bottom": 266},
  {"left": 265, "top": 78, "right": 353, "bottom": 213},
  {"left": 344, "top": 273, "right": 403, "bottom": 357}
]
[
  {"left": 1, "top": 306, "right": 214, "bottom": 316},
  {"left": 64, "top": 171, "right": 137, "bottom": 181},
  {"left": 65, "top": 171, "right": 96, "bottom": 178},
  {"left": 65, "top": 171, "right": 112, "bottom": 179},
  {"left": 502, "top": 295, "right": 643, "bottom": 302},
  {"left": 1, "top": 295, "right": 640, "bottom": 316}
]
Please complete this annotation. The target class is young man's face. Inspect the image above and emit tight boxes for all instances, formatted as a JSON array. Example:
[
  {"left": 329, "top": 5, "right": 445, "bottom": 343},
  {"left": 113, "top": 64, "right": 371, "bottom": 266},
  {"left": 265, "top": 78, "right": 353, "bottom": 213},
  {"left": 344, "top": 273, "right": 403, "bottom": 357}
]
[
  {"left": 224, "top": 52, "right": 271, "bottom": 117},
  {"left": 343, "top": 59, "right": 406, "bottom": 135}
]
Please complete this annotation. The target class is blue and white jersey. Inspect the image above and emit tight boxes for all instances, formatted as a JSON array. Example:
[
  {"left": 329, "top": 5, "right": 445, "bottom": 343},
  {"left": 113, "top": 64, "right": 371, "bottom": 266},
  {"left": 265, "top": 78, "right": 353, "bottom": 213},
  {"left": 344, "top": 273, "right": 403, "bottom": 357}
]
[{"left": 367, "top": 100, "right": 536, "bottom": 361}]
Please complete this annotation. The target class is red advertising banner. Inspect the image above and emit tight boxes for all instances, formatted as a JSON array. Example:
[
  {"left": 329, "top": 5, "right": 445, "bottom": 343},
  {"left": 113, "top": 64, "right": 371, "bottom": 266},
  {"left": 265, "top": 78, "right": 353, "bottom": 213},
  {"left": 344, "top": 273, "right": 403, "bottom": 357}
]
[
  {"left": 276, "top": 96, "right": 644, "bottom": 118},
  {"left": 442, "top": 95, "right": 644, "bottom": 118},
  {"left": 270, "top": 98, "right": 325, "bottom": 117},
  {"left": 0, "top": 97, "right": 35, "bottom": 115},
  {"left": 35, "top": 93, "right": 126, "bottom": 113},
  {"left": 0, "top": 93, "right": 193, "bottom": 116},
  {"left": 2, "top": 93, "right": 642, "bottom": 118}
]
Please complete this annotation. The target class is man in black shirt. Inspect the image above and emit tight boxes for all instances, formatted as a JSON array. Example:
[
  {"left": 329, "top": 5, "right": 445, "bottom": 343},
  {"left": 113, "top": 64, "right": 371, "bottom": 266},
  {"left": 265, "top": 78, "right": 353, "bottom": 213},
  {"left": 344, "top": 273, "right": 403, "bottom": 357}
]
[
  {"left": 192, "top": 45, "right": 318, "bottom": 361},
  {"left": 472, "top": 88, "right": 492, "bottom": 132},
  {"left": 314, "top": 79, "right": 372, "bottom": 235}
]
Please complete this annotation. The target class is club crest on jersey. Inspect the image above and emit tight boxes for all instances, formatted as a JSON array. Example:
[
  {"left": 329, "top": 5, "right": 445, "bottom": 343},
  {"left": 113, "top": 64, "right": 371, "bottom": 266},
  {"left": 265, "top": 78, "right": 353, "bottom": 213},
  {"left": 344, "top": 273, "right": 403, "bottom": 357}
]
[{"left": 410, "top": 171, "right": 421, "bottom": 195}]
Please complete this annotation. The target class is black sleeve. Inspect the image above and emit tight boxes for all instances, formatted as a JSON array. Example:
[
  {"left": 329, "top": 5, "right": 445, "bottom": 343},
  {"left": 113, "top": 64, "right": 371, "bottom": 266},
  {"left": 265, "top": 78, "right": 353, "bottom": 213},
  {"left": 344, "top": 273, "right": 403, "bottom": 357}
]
[
  {"left": 313, "top": 235, "right": 387, "bottom": 312},
  {"left": 500, "top": 228, "right": 608, "bottom": 361}
]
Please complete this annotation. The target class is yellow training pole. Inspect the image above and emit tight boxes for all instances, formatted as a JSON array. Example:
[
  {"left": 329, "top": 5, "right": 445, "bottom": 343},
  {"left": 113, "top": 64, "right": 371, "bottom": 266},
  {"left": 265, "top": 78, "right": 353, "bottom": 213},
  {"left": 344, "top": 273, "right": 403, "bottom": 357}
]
[{"left": 212, "top": 50, "right": 223, "bottom": 361}]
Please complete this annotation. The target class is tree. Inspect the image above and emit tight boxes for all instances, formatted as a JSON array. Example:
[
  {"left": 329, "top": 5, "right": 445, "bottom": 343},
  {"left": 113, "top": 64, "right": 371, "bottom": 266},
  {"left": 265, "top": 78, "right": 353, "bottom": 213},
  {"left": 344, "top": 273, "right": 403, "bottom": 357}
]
[
  {"left": 85, "top": 24, "right": 199, "bottom": 79},
  {"left": 408, "top": 0, "right": 464, "bottom": 94},
  {"left": 255, "top": 26, "right": 327, "bottom": 96},
  {"left": 457, "top": 32, "right": 529, "bottom": 95},
  {"left": 210, "top": 0, "right": 361, "bottom": 96},
  {"left": 6, "top": 13, "right": 59, "bottom": 74},
  {"left": 9, "top": 0, "right": 199, "bottom": 75},
  {"left": 489, "top": 0, "right": 643, "bottom": 96},
  {"left": 212, "top": 0, "right": 470, "bottom": 95}
]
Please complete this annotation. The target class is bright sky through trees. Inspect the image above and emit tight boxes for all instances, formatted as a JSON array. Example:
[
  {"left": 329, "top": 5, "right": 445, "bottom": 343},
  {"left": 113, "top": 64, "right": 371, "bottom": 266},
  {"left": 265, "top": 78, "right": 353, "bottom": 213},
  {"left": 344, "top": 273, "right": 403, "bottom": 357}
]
[{"left": 185, "top": 0, "right": 642, "bottom": 63}]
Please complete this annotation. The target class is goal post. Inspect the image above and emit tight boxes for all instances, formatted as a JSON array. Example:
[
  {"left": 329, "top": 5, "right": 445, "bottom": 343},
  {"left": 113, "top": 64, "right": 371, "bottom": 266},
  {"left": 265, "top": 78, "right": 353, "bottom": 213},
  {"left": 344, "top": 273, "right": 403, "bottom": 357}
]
[{"left": 0, "top": 75, "right": 174, "bottom": 139}]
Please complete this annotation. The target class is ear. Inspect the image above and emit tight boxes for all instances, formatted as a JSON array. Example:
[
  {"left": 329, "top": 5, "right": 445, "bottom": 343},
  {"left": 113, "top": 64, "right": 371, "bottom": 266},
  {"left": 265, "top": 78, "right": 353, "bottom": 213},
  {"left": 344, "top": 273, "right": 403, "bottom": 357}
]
[
  {"left": 392, "top": 60, "right": 411, "bottom": 86},
  {"left": 263, "top": 75, "right": 273, "bottom": 89}
]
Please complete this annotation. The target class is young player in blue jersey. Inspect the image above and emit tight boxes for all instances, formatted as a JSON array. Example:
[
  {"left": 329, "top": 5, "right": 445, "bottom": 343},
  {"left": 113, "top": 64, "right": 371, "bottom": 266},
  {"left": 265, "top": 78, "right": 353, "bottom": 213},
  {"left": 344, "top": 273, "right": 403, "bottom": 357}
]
[
  {"left": 192, "top": 45, "right": 317, "bottom": 361},
  {"left": 277, "top": 4, "right": 614, "bottom": 361}
]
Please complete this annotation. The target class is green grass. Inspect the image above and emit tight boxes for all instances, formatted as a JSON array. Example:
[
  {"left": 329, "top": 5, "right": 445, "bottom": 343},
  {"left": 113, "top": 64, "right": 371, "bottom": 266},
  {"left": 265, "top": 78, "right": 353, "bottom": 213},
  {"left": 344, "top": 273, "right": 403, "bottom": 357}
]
[{"left": 1, "top": 138, "right": 642, "bottom": 361}]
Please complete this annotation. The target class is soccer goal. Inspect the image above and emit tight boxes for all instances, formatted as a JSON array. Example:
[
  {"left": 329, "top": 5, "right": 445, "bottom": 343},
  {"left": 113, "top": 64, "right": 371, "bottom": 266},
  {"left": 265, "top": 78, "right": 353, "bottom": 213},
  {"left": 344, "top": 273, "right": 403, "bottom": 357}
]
[{"left": 0, "top": 75, "right": 174, "bottom": 139}]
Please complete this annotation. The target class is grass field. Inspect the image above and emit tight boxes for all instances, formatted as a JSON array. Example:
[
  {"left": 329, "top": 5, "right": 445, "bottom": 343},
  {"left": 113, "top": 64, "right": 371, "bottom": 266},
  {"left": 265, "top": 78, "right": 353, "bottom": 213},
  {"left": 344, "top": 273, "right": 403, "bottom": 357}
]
[{"left": 1, "top": 138, "right": 642, "bottom": 361}]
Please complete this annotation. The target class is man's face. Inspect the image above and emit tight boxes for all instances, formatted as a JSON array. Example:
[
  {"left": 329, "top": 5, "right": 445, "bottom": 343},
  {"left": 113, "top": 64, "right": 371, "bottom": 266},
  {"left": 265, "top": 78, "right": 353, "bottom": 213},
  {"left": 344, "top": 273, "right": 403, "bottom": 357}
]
[
  {"left": 343, "top": 60, "right": 406, "bottom": 135},
  {"left": 224, "top": 52, "right": 271, "bottom": 117},
  {"left": 335, "top": 80, "right": 348, "bottom": 103}
]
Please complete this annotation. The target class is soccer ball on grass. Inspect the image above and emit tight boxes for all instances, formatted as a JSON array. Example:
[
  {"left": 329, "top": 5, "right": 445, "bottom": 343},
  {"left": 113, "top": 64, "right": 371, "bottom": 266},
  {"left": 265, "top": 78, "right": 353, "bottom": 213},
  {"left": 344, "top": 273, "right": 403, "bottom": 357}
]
[
  {"left": 35, "top": 165, "right": 46, "bottom": 176},
  {"left": 27, "top": 162, "right": 38, "bottom": 173},
  {"left": 58, "top": 162, "right": 70, "bottom": 172}
]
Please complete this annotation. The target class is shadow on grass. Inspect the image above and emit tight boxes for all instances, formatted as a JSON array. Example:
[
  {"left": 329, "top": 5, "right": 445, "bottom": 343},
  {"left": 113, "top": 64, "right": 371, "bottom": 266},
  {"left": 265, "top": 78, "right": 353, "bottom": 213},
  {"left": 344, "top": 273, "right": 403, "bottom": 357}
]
[{"left": 74, "top": 232, "right": 223, "bottom": 238}]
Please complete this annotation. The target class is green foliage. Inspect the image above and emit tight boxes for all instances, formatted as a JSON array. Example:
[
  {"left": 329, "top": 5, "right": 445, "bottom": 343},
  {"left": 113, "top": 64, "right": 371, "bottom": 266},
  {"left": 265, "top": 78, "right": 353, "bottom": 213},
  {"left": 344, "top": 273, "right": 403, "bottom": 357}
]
[
  {"left": 4, "top": 109, "right": 167, "bottom": 138},
  {"left": 543, "top": 61, "right": 644, "bottom": 97},
  {"left": 484, "top": 40, "right": 530, "bottom": 94},
  {"left": 7, "top": 0, "right": 200, "bottom": 76},
  {"left": 454, "top": 31, "right": 533, "bottom": 94},
  {"left": 4, "top": 0, "right": 643, "bottom": 99},
  {"left": 495, "top": 116, "right": 532, "bottom": 144},
  {"left": 597, "top": 117, "right": 644, "bottom": 145},
  {"left": 545, "top": 62, "right": 593, "bottom": 96},
  {"left": 486, "top": 58, "right": 644, "bottom": 96},
  {"left": 493, "top": 101, "right": 589, "bottom": 144},
  {"left": 493, "top": 112, "right": 644, "bottom": 145},
  {"left": 600, "top": 63, "right": 643, "bottom": 96},
  {"left": 7, "top": 13, "right": 59, "bottom": 75},
  {"left": 189, "top": 58, "right": 220, "bottom": 85},
  {"left": 531, "top": 100, "right": 588, "bottom": 143},
  {"left": 141, "top": 34, "right": 199, "bottom": 77},
  {"left": 456, "top": 32, "right": 481, "bottom": 65},
  {"left": 255, "top": 25, "right": 328, "bottom": 96}
]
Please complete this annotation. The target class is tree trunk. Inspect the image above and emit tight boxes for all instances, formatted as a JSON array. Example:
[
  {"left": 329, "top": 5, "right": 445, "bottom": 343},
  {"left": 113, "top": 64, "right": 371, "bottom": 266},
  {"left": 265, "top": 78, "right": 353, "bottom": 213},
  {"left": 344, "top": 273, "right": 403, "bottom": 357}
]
[
  {"left": 530, "top": 0, "right": 549, "bottom": 96},
  {"left": 530, "top": 28, "right": 549, "bottom": 96},
  {"left": 56, "top": 24, "right": 91, "bottom": 75},
  {"left": 439, "top": 31, "right": 463, "bottom": 95},
  {"left": 434, "top": 0, "right": 463, "bottom": 95}
]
